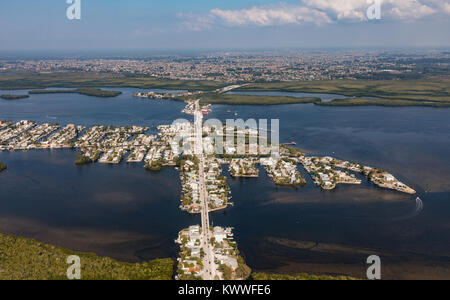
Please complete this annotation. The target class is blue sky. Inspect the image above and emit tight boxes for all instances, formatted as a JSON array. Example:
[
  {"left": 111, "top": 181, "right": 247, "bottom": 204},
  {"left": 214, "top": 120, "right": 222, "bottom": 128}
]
[{"left": 1, "top": 0, "right": 449, "bottom": 50}]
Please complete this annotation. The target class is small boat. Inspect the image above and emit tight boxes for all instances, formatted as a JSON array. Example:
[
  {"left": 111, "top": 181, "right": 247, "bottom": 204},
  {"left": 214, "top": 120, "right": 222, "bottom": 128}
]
[{"left": 416, "top": 197, "right": 423, "bottom": 209}]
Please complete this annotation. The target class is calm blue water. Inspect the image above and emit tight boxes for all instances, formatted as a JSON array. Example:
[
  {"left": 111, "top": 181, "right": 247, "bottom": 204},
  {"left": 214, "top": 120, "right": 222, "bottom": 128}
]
[
  {"left": 1, "top": 88, "right": 449, "bottom": 279},
  {"left": 0, "top": 88, "right": 188, "bottom": 127}
]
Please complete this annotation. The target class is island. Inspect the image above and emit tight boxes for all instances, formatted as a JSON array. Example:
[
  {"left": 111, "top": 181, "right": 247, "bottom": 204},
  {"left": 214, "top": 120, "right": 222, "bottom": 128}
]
[
  {"left": 0, "top": 161, "right": 6, "bottom": 172},
  {"left": 1, "top": 94, "right": 29, "bottom": 100},
  {"left": 29, "top": 88, "right": 122, "bottom": 98}
]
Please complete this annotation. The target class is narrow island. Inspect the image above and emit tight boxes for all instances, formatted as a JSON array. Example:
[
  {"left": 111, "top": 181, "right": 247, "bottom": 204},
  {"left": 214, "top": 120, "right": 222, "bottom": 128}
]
[
  {"left": 0, "top": 161, "right": 6, "bottom": 172},
  {"left": 1, "top": 94, "right": 29, "bottom": 100},
  {"left": 29, "top": 88, "right": 122, "bottom": 98}
]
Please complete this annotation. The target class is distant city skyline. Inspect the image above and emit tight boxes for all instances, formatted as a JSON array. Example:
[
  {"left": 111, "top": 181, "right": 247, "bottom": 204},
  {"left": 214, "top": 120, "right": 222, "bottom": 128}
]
[{"left": 1, "top": 0, "right": 450, "bottom": 50}]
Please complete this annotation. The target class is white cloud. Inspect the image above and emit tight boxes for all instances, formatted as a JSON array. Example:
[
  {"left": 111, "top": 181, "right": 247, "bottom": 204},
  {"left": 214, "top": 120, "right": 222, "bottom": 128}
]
[
  {"left": 306, "top": 0, "right": 442, "bottom": 20},
  {"left": 210, "top": 4, "right": 332, "bottom": 27},
  {"left": 374, "top": 0, "right": 437, "bottom": 20},
  {"left": 304, "top": 0, "right": 368, "bottom": 21},
  {"left": 179, "top": 0, "right": 450, "bottom": 30}
]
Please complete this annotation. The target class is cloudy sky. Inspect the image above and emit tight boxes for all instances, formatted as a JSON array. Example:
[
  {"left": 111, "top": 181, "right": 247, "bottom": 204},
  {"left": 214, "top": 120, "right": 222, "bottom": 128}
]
[{"left": 0, "top": 0, "right": 449, "bottom": 50}]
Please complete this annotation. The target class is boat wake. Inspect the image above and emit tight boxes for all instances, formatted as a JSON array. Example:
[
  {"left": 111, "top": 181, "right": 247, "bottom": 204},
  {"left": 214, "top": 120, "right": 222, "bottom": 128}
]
[{"left": 391, "top": 197, "right": 424, "bottom": 221}]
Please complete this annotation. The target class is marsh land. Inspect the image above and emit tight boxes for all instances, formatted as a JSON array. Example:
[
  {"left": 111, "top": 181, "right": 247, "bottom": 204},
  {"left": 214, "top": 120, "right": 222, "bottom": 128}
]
[{"left": 1, "top": 73, "right": 449, "bottom": 106}]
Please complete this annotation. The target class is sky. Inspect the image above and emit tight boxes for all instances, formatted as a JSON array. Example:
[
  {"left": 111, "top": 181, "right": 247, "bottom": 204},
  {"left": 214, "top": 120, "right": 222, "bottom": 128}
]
[{"left": 0, "top": 0, "right": 449, "bottom": 51}]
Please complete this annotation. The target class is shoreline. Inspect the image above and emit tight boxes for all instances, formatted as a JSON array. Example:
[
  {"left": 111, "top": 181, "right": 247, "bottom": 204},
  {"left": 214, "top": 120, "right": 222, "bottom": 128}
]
[
  {"left": 0, "top": 74, "right": 449, "bottom": 107},
  {"left": 1, "top": 230, "right": 359, "bottom": 280},
  {"left": 0, "top": 231, "right": 174, "bottom": 280}
]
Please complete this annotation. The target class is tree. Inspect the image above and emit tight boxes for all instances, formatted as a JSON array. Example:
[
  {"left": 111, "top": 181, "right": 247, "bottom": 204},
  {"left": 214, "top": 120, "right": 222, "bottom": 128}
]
[
  {"left": 74, "top": 153, "right": 92, "bottom": 165},
  {"left": 235, "top": 263, "right": 252, "bottom": 280},
  {"left": 219, "top": 264, "right": 233, "bottom": 280}
]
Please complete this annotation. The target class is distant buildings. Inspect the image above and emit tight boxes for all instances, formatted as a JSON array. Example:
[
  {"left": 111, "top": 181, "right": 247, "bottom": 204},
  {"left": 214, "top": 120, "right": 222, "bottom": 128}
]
[{"left": 2, "top": 49, "right": 445, "bottom": 82}]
